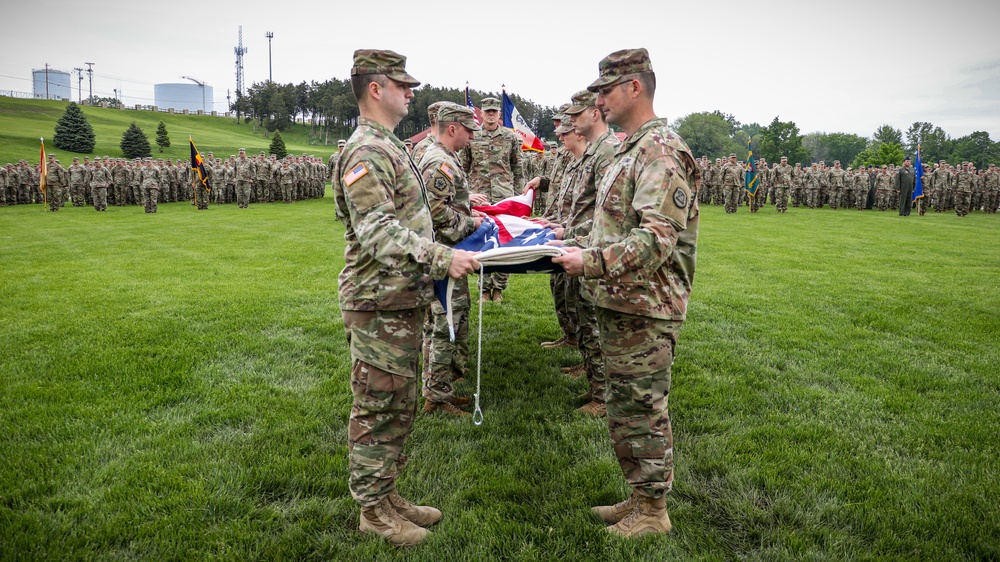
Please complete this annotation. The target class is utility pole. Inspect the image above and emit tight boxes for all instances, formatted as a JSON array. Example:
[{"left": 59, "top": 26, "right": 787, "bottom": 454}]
[
  {"left": 234, "top": 26, "right": 248, "bottom": 124},
  {"left": 85, "top": 62, "right": 94, "bottom": 104},
  {"left": 73, "top": 68, "right": 83, "bottom": 103},
  {"left": 266, "top": 32, "right": 274, "bottom": 82},
  {"left": 44, "top": 63, "right": 50, "bottom": 100}
]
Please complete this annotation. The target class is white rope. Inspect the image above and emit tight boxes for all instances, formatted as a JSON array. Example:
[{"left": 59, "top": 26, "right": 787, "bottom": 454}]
[{"left": 473, "top": 264, "right": 484, "bottom": 426}]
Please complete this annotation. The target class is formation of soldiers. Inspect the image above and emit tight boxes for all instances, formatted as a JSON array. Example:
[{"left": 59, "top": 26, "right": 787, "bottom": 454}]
[
  {"left": 695, "top": 156, "right": 1000, "bottom": 216},
  {"left": 0, "top": 150, "right": 327, "bottom": 211}
]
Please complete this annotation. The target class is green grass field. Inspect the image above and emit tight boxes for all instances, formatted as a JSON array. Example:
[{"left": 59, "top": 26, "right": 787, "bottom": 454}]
[
  {"left": 2, "top": 198, "right": 997, "bottom": 561},
  {"left": 0, "top": 97, "right": 342, "bottom": 165}
]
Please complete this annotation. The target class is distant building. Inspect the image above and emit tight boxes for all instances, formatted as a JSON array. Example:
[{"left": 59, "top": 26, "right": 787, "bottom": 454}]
[
  {"left": 154, "top": 83, "right": 214, "bottom": 113},
  {"left": 33, "top": 69, "right": 71, "bottom": 101}
]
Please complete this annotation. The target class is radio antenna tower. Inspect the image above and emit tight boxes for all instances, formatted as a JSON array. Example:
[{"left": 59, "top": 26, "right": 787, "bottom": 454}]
[{"left": 234, "top": 26, "right": 248, "bottom": 97}]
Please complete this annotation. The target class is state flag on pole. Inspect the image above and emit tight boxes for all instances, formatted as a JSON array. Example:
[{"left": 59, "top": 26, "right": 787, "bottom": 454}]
[
  {"left": 502, "top": 88, "right": 545, "bottom": 152},
  {"left": 745, "top": 139, "right": 759, "bottom": 197}
]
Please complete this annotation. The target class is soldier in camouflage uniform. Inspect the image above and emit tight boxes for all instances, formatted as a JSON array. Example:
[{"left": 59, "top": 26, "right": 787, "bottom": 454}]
[
  {"left": 554, "top": 48, "right": 698, "bottom": 539},
  {"left": 140, "top": 158, "right": 160, "bottom": 213},
  {"left": 954, "top": 162, "right": 973, "bottom": 216},
  {"left": 90, "top": 158, "right": 111, "bottom": 211},
  {"left": 772, "top": 156, "right": 792, "bottom": 212},
  {"left": 234, "top": 148, "right": 255, "bottom": 209},
  {"left": 334, "top": 49, "right": 479, "bottom": 546},
  {"left": 874, "top": 165, "right": 893, "bottom": 211},
  {"left": 984, "top": 164, "right": 999, "bottom": 214},
  {"left": 44, "top": 154, "right": 67, "bottom": 211},
  {"left": 67, "top": 157, "right": 87, "bottom": 207},
  {"left": 328, "top": 139, "right": 347, "bottom": 188},
  {"left": 411, "top": 101, "right": 446, "bottom": 165},
  {"left": 559, "top": 89, "right": 620, "bottom": 416},
  {"left": 416, "top": 103, "right": 484, "bottom": 416},
  {"left": 461, "top": 96, "right": 524, "bottom": 302},
  {"left": 719, "top": 153, "right": 741, "bottom": 213},
  {"left": 828, "top": 160, "right": 846, "bottom": 210}
]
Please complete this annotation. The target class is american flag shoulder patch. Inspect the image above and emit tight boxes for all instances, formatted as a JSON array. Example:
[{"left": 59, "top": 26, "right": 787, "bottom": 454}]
[
  {"left": 344, "top": 163, "right": 369, "bottom": 187},
  {"left": 439, "top": 163, "right": 454, "bottom": 180}
]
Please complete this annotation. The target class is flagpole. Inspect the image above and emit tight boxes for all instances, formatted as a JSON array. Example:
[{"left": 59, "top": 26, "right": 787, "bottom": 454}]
[{"left": 39, "top": 137, "right": 47, "bottom": 209}]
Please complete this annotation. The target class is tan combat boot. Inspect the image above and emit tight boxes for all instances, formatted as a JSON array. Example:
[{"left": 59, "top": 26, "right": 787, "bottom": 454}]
[
  {"left": 491, "top": 289, "right": 504, "bottom": 302},
  {"left": 481, "top": 291, "right": 492, "bottom": 303},
  {"left": 563, "top": 364, "right": 585, "bottom": 378},
  {"left": 606, "top": 495, "right": 672, "bottom": 537},
  {"left": 560, "top": 363, "right": 584, "bottom": 374},
  {"left": 423, "top": 401, "right": 470, "bottom": 416},
  {"left": 592, "top": 490, "right": 639, "bottom": 524},
  {"left": 576, "top": 400, "right": 606, "bottom": 417},
  {"left": 449, "top": 395, "right": 472, "bottom": 407},
  {"left": 387, "top": 490, "right": 442, "bottom": 528},
  {"left": 358, "top": 496, "right": 428, "bottom": 546}
]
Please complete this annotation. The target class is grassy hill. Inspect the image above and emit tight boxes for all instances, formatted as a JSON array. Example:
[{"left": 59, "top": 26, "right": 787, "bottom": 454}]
[{"left": 0, "top": 97, "right": 347, "bottom": 165}]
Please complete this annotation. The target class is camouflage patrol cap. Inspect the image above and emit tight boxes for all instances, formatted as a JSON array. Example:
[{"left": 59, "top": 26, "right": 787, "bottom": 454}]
[
  {"left": 351, "top": 49, "right": 420, "bottom": 87},
  {"left": 547, "top": 140, "right": 558, "bottom": 148},
  {"left": 729, "top": 153, "right": 736, "bottom": 158},
  {"left": 338, "top": 139, "right": 347, "bottom": 146},
  {"left": 587, "top": 48, "right": 653, "bottom": 92},
  {"left": 437, "top": 103, "right": 482, "bottom": 132},
  {"left": 565, "top": 90, "right": 597, "bottom": 115},
  {"left": 427, "top": 101, "right": 447, "bottom": 121},
  {"left": 481, "top": 97, "right": 501, "bottom": 112},
  {"left": 553, "top": 103, "right": 571, "bottom": 121},
  {"left": 781, "top": 156, "right": 788, "bottom": 160},
  {"left": 554, "top": 121, "right": 575, "bottom": 134}
]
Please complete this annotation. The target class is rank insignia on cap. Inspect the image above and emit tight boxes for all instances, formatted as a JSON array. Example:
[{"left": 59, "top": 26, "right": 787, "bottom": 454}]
[
  {"left": 439, "top": 163, "right": 454, "bottom": 180},
  {"left": 673, "top": 188, "right": 688, "bottom": 209},
  {"left": 344, "top": 163, "right": 368, "bottom": 187}
]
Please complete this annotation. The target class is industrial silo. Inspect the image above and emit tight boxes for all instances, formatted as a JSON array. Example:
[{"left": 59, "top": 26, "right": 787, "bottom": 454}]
[
  {"left": 33, "top": 68, "right": 71, "bottom": 101},
  {"left": 154, "top": 82, "right": 214, "bottom": 113}
]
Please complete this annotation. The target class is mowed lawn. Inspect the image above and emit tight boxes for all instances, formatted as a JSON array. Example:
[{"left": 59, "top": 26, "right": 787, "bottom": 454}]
[{"left": 1, "top": 198, "right": 997, "bottom": 561}]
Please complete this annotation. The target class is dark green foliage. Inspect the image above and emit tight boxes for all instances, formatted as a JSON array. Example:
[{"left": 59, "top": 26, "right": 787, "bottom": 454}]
[
  {"left": 53, "top": 102, "right": 96, "bottom": 154},
  {"left": 759, "top": 117, "right": 810, "bottom": 164},
  {"left": 155, "top": 121, "right": 170, "bottom": 152},
  {"left": 120, "top": 121, "right": 152, "bottom": 159},
  {"left": 268, "top": 130, "right": 287, "bottom": 159}
]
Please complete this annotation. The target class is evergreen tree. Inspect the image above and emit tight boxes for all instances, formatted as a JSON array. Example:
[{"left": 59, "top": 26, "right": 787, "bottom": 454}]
[
  {"left": 269, "top": 130, "right": 288, "bottom": 159},
  {"left": 53, "top": 102, "right": 96, "bottom": 154},
  {"left": 155, "top": 121, "right": 171, "bottom": 152},
  {"left": 120, "top": 122, "right": 152, "bottom": 159}
]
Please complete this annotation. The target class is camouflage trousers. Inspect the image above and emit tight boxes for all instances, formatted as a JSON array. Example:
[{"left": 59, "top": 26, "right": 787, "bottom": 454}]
[
  {"left": 236, "top": 180, "right": 252, "bottom": 208},
  {"left": 597, "top": 308, "right": 677, "bottom": 499},
  {"left": 70, "top": 183, "right": 87, "bottom": 206},
  {"left": 550, "top": 273, "right": 578, "bottom": 342},
  {"left": 805, "top": 188, "right": 821, "bottom": 209},
  {"left": 984, "top": 190, "right": 1000, "bottom": 213},
  {"left": 829, "top": 187, "right": 844, "bottom": 210},
  {"left": 573, "top": 279, "right": 605, "bottom": 402},
  {"left": 954, "top": 191, "right": 971, "bottom": 216},
  {"left": 422, "top": 278, "right": 470, "bottom": 403},
  {"left": 935, "top": 188, "right": 952, "bottom": 211},
  {"left": 194, "top": 184, "right": 211, "bottom": 209},
  {"left": 92, "top": 187, "right": 107, "bottom": 211},
  {"left": 46, "top": 186, "right": 64, "bottom": 211},
  {"left": 875, "top": 189, "right": 892, "bottom": 211},
  {"left": 773, "top": 187, "right": 789, "bottom": 212},
  {"left": 481, "top": 272, "right": 508, "bottom": 293},
  {"left": 723, "top": 185, "right": 740, "bottom": 213},
  {"left": 790, "top": 187, "right": 802, "bottom": 207},
  {"left": 144, "top": 187, "right": 159, "bottom": 213},
  {"left": 344, "top": 308, "right": 423, "bottom": 507}
]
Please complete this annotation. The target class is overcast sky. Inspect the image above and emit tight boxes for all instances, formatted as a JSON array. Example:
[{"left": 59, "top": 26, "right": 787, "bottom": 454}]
[{"left": 2, "top": 0, "right": 998, "bottom": 143}]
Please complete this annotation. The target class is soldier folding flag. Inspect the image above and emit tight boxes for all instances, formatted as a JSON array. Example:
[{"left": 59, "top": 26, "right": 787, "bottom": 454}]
[
  {"left": 745, "top": 139, "right": 759, "bottom": 197},
  {"left": 190, "top": 137, "right": 212, "bottom": 191},
  {"left": 502, "top": 88, "right": 545, "bottom": 152}
]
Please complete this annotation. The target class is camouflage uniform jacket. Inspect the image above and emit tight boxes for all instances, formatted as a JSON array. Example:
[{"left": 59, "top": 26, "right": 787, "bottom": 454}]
[
  {"left": 90, "top": 166, "right": 111, "bottom": 188},
  {"left": 828, "top": 168, "right": 846, "bottom": 188},
  {"left": 68, "top": 164, "right": 88, "bottom": 186},
  {"left": 460, "top": 125, "right": 523, "bottom": 203},
  {"left": 719, "top": 162, "right": 742, "bottom": 187},
  {"left": 140, "top": 166, "right": 159, "bottom": 189},
  {"left": 410, "top": 135, "right": 435, "bottom": 166},
  {"left": 955, "top": 170, "right": 973, "bottom": 192},
  {"left": 565, "top": 129, "right": 621, "bottom": 244},
  {"left": 234, "top": 157, "right": 255, "bottom": 181},
  {"left": 417, "top": 140, "right": 477, "bottom": 246},
  {"left": 581, "top": 118, "right": 700, "bottom": 322},
  {"left": 46, "top": 163, "right": 67, "bottom": 187},
  {"left": 774, "top": 163, "right": 793, "bottom": 187},
  {"left": 334, "top": 117, "right": 454, "bottom": 312}
]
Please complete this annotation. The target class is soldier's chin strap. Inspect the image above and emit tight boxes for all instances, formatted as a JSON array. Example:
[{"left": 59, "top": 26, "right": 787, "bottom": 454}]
[{"left": 472, "top": 264, "right": 484, "bottom": 426}]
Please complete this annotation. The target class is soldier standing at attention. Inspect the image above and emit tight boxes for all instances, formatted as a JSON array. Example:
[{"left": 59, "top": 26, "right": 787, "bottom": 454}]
[
  {"left": 553, "top": 48, "right": 699, "bottom": 538},
  {"left": 140, "top": 158, "right": 160, "bottom": 213},
  {"left": 720, "top": 153, "right": 741, "bottom": 213},
  {"left": 773, "top": 156, "right": 792, "bottom": 213},
  {"left": 45, "top": 154, "right": 67, "bottom": 212},
  {"left": 461, "top": 96, "right": 524, "bottom": 303},
  {"left": 954, "top": 162, "right": 973, "bottom": 216},
  {"left": 896, "top": 156, "right": 916, "bottom": 216},
  {"left": 327, "top": 139, "right": 347, "bottom": 186},
  {"left": 416, "top": 103, "right": 484, "bottom": 416},
  {"left": 234, "top": 148, "right": 255, "bottom": 209},
  {"left": 334, "top": 49, "right": 479, "bottom": 546},
  {"left": 90, "top": 158, "right": 111, "bottom": 211},
  {"left": 828, "top": 160, "right": 846, "bottom": 210},
  {"left": 68, "top": 157, "right": 87, "bottom": 207}
]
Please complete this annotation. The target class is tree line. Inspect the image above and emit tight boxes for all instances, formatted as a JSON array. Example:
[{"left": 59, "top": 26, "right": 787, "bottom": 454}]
[
  {"left": 673, "top": 111, "right": 999, "bottom": 170},
  {"left": 230, "top": 78, "right": 560, "bottom": 144}
]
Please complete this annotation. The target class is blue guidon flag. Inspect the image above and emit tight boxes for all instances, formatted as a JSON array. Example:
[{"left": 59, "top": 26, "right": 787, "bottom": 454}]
[
  {"left": 913, "top": 144, "right": 924, "bottom": 202},
  {"left": 745, "top": 139, "right": 759, "bottom": 197}
]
